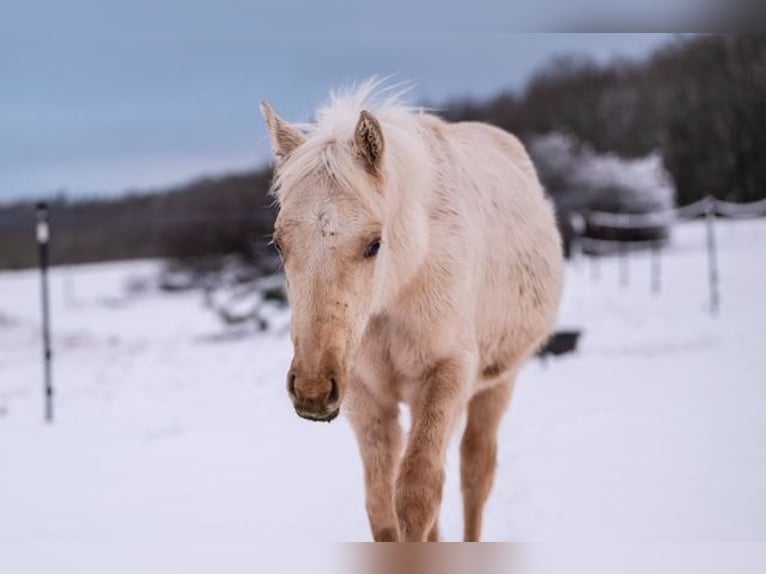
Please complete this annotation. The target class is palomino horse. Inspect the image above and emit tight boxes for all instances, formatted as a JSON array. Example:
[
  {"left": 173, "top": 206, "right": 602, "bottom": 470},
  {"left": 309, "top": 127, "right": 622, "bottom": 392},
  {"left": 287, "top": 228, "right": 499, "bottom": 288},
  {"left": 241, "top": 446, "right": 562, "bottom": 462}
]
[{"left": 261, "top": 83, "right": 563, "bottom": 542}]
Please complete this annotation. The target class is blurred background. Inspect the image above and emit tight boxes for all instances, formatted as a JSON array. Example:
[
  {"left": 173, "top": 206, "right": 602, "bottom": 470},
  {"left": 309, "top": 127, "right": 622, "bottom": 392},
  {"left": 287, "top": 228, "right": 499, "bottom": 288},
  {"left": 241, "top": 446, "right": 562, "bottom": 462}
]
[
  {"left": 2, "top": 33, "right": 764, "bottom": 267},
  {"left": 1, "top": 24, "right": 765, "bottom": 549}
]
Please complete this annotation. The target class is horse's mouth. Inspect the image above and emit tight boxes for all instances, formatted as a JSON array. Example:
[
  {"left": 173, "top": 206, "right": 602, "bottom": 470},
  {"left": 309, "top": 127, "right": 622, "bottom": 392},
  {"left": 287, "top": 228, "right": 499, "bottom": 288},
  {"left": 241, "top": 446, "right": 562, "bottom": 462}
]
[{"left": 295, "top": 408, "right": 340, "bottom": 423}]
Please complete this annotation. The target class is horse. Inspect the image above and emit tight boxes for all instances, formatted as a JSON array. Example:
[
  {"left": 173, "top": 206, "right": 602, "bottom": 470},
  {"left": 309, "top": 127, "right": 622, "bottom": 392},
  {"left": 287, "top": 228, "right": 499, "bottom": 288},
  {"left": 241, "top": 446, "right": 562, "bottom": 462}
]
[{"left": 261, "top": 81, "right": 563, "bottom": 542}]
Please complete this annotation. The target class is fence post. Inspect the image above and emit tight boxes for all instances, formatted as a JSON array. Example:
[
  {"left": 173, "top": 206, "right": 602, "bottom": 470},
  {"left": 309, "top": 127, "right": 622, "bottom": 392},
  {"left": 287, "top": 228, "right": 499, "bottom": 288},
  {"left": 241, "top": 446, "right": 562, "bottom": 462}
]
[
  {"left": 705, "top": 197, "right": 720, "bottom": 316},
  {"left": 569, "top": 212, "right": 585, "bottom": 271},
  {"left": 650, "top": 240, "right": 662, "bottom": 295},
  {"left": 36, "top": 202, "right": 54, "bottom": 423},
  {"left": 619, "top": 241, "right": 629, "bottom": 289},
  {"left": 589, "top": 252, "right": 600, "bottom": 281}
]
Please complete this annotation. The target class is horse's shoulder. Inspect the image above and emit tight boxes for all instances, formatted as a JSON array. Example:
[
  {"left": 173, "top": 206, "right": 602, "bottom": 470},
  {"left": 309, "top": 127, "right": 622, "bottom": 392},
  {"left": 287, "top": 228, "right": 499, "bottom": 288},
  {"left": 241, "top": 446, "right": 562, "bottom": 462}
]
[{"left": 447, "top": 121, "right": 537, "bottom": 180}]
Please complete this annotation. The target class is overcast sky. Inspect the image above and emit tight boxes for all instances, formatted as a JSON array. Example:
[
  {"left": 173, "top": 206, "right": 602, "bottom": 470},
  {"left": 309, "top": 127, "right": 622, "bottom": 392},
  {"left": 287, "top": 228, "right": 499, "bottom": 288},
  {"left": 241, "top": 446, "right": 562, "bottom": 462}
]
[{"left": 1, "top": 5, "right": 686, "bottom": 201}]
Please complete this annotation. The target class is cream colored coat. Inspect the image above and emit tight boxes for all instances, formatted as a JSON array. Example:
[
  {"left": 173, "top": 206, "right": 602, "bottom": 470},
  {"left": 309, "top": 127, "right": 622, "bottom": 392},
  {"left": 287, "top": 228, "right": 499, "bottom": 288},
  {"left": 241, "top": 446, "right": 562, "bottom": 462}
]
[{"left": 262, "top": 82, "right": 563, "bottom": 541}]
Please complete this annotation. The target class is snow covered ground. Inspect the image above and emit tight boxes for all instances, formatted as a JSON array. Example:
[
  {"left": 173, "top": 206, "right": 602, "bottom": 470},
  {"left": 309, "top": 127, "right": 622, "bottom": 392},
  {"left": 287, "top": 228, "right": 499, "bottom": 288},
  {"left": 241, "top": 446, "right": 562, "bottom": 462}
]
[{"left": 1, "top": 219, "right": 765, "bottom": 549}]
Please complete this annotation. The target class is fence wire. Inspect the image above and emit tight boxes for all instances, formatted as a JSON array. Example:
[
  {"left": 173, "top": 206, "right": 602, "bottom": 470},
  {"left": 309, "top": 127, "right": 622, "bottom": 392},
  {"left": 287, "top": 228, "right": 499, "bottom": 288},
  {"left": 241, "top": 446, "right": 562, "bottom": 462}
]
[{"left": 585, "top": 196, "right": 766, "bottom": 230}]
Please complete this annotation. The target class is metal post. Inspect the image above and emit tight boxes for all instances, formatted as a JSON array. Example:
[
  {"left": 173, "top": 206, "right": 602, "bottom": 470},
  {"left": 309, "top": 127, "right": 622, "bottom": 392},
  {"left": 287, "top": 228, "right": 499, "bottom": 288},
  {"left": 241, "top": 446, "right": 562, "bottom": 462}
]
[
  {"left": 705, "top": 197, "right": 720, "bottom": 316},
  {"left": 36, "top": 202, "right": 53, "bottom": 423},
  {"left": 650, "top": 240, "right": 661, "bottom": 295}
]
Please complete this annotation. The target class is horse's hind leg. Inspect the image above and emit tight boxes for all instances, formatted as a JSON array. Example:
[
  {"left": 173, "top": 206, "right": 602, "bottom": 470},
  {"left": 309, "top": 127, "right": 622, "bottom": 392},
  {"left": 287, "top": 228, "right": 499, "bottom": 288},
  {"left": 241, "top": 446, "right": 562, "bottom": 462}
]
[
  {"left": 460, "top": 376, "right": 515, "bottom": 541},
  {"left": 347, "top": 381, "right": 403, "bottom": 542}
]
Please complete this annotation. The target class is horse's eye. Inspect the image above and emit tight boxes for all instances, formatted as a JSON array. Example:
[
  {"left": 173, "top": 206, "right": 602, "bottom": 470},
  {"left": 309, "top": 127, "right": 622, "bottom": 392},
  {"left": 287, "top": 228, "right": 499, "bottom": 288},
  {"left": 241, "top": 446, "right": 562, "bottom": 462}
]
[{"left": 364, "top": 239, "right": 381, "bottom": 258}]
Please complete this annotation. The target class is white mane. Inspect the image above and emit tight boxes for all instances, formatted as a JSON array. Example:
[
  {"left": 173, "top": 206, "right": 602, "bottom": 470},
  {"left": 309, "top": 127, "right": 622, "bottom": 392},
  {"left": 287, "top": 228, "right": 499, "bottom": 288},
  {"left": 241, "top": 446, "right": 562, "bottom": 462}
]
[
  {"left": 311, "top": 78, "right": 418, "bottom": 137},
  {"left": 272, "top": 79, "right": 427, "bottom": 203}
]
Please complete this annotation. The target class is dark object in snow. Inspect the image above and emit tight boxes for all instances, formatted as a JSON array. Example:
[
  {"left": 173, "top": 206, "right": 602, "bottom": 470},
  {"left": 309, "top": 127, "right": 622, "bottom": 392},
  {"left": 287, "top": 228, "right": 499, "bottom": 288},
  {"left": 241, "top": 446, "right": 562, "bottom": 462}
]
[
  {"left": 262, "top": 284, "right": 288, "bottom": 306},
  {"left": 204, "top": 273, "right": 288, "bottom": 331},
  {"left": 537, "top": 330, "right": 582, "bottom": 358}
]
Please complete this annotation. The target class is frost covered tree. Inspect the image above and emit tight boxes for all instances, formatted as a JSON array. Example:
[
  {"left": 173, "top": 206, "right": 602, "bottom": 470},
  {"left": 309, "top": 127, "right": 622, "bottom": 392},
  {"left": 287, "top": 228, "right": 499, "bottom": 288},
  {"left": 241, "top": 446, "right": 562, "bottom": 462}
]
[{"left": 528, "top": 132, "right": 676, "bottom": 249}]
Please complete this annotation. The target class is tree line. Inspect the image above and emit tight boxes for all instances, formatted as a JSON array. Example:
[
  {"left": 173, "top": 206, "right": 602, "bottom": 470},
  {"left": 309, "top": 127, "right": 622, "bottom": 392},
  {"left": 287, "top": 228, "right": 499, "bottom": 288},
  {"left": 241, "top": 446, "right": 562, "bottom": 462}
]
[
  {"left": 443, "top": 34, "right": 766, "bottom": 207},
  {"left": 0, "top": 171, "right": 276, "bottom": 269},
  {"left": 1, "top": 33, "right": 763, "bottom": 270}
]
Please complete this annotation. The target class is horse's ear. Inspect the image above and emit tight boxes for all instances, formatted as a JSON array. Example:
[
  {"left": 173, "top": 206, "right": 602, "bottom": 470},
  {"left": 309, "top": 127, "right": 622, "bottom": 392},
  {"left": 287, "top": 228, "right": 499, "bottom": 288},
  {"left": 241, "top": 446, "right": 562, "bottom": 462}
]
[
  {"left": 354, "top": 110, "right": 385, "bottom": 175},
  {"left": 260, "top": 101, "right": 306, "bottom": 162}
]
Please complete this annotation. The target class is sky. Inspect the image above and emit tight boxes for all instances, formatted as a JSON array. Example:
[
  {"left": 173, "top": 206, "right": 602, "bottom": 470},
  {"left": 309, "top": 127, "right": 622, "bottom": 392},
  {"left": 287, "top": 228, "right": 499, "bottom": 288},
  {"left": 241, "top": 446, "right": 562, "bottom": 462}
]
[{"left": 1, "top": 6, "right": 687, "bottom": 201}]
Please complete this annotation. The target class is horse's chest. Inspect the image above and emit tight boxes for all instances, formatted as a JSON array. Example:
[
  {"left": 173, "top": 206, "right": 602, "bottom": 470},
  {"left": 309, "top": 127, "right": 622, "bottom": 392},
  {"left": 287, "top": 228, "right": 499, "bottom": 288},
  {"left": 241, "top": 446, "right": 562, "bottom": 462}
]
[{"left": 355, "top": 311, "right": 455, "bottom": 401}]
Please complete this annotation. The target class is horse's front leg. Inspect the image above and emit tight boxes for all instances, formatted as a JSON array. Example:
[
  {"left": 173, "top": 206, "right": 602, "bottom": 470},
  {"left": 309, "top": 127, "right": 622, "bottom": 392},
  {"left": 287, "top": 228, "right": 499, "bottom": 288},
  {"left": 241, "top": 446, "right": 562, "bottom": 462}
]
[
  {"left": 347, "top": 381, "right": 403, "bottom": 542},
  {"left": 396, "top": 358, "right": 467, "bottom": 542}
]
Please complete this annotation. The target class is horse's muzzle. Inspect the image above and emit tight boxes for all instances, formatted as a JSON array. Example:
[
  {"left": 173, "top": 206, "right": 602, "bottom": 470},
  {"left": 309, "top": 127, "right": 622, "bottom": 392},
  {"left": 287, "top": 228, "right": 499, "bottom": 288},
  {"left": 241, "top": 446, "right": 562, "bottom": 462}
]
[
  {"left": 287, "top": 368, "right": 341, "bottom": 423},
  {"left": 294, "top": 406, "right": 340, "bottom": 423}
]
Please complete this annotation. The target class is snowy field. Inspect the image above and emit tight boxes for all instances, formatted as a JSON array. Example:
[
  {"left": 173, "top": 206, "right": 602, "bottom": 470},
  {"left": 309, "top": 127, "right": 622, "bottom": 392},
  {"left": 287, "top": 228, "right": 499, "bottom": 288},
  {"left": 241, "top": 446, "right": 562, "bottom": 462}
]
[{"left": 1, "top": 219, "right": 765, "bottom": 552}]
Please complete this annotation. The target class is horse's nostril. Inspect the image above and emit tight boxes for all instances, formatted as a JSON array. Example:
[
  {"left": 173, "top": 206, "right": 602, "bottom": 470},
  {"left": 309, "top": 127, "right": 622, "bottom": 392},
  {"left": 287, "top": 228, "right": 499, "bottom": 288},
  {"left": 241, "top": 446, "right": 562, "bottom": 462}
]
[
  {"left": 328, "top": 376, "right": 340, "bottom": 405},
  {"left": 287, "top": 372, "right": 297, "bottom": 399}
]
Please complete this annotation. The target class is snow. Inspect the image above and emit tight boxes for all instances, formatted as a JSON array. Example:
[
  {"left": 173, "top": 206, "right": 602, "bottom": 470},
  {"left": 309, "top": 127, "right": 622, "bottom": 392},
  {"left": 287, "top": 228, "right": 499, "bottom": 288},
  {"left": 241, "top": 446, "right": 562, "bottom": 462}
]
[{"left": 1, "top": 219, "right": 765, "bottom": 554}]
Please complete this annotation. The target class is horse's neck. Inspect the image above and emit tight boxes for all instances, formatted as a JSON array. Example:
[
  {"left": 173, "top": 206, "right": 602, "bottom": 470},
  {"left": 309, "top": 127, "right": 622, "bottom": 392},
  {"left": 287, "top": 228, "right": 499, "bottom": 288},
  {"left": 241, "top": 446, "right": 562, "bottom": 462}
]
[{"left": 380, "top": 121, "right": 437, "bottom": 310}]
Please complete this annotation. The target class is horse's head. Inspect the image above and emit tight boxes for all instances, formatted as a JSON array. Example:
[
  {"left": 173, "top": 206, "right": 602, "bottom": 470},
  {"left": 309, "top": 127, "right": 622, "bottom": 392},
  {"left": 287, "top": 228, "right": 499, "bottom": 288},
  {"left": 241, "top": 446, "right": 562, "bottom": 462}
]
[{"left": 262, "top": 101, "right": 390, "bottom": 422}]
